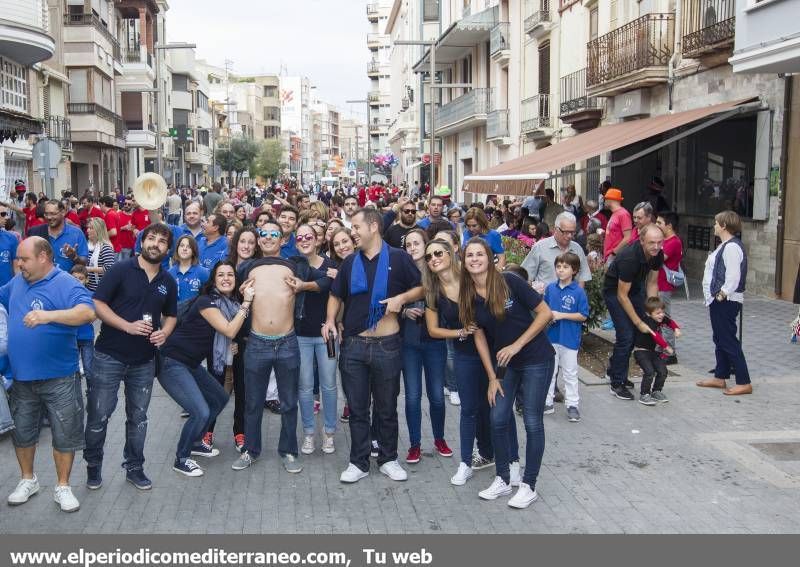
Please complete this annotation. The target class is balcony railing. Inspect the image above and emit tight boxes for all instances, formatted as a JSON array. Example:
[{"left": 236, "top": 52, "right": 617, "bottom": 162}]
[
  {"left": 559, "top": 68, "right": 600, "bottom": 115},
  {"left": 367, "top": 33, "right": 382, "bottom": 48},
  {"left": 63, "top": 13, "right": 120, "bottom": 60},
  {"left": 520, "top": 94, "right": 552, "bottom": 132},
  {"left": 369, "top": 123, "right": 382, "bottom": 134},
  {"left": 682, "top": 0, "right": 735, "bottom": 57},
  {"left": 487, "top": 109, "right": 509, "bottom": 140},
  {"left": 435, "top": 88, "right": 492, "bottom": 130},
  {"left": 524, "top": 0, "right": 551, "bottom": 34},
  {"left": 44, "top": 115, "right": 71, "bottom": 151},
  {"left": 367, "top": 60, "right": 380, "bottom": 75},
  {"left": 367, "top": 3, "right": 379, "bottom": 20},
  {"left": 122, "top": 46, "right": 140, "bottom": 63},
  {"left": 368, "top": 91, "right": 381, "bottom": 103},
  {"left": 490, "top": 23, "right": 510, "bottom": 56},
  {"left": 587, "top": 13, "right": 675, "bottom": 88},
  {"left": 67, "top": 102, "right": 125, "bottom": 137},
  {"left": 124, "top": 120, "right": 155, "bottom": 131}
]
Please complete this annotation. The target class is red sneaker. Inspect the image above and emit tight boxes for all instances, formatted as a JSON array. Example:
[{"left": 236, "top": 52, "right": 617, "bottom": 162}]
[
  {"left": 234, "top": 434, "right": 245, "bottom": 453},
  {"left": 314, "top": 400, "right": 321, "bottom": 415},
  {"left": 406, "top": 446, "right": 421, "bottom": 464},
  {"left": 340, "top": 405, "right": 350, "bottom": 423},
  {"left": 203, "top": 432, "right": 213, "bottom": 447},
  {"left": 434, "top": 438, "right": 453, "bottom": 457}
]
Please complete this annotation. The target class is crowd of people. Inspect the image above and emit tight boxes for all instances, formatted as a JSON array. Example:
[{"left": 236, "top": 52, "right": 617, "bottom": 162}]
[{"left": 0, "top": 176, "right": 753, "bottom": 514}]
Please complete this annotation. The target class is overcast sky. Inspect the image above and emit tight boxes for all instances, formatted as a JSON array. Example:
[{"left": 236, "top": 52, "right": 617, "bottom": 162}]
[{"left": 166, "top": 0, "right": 371, "bottom": 121}]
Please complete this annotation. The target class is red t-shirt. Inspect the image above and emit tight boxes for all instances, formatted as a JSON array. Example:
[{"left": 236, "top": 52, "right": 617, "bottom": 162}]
[
  {"left": 603, "top": 207, "right": 632, "bottom": 260},
  {"left": 131, "top": 208, "right": 150, "bottom": 231},
  {"left": 89, "top": 206, "right": 105, "bottom": 220},
  {"left": 657, "top": 234, "right": 683, "bottom": 292},
  {"left": 23, "top": 206, "right": 38, "bottom": 234},
  {"left": 65, "top": 210, "right": 80, "bottom": 227},
  {"left": 104, "top": 209, "right": 122, "bottom": 252},
  {"left": 357, "top": 187, "right": 367, "bottom": 207},
  {"left": 117, "top": 210, "right": 135, "bottom": 250}
]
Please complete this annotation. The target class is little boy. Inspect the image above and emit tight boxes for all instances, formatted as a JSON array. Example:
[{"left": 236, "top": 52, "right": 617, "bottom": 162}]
[
  {"left": 70, "top": 265, "right": 95, "bottom": 383},
  {"left": 544, "top": 252, "right": 589, "bottom": 422},
  {"left": 635, "top": 296, "right": 682, "bottom": 406}
]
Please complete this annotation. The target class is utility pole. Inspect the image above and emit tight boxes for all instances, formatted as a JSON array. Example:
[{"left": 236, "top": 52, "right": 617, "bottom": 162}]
[
  {"left": 346, "top": 99, "right": 370, "bottom": 182},
  {"left": 153, "top": 42, "right": 196, "bottom": 179}
]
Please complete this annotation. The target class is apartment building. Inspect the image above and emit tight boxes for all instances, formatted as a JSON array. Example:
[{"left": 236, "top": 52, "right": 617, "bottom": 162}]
[
  {"left": 367, "top": 1, "right": 394, "bottom": 156},
  {"left": 339, "top": 117, "right": 368, "bottom": 180},
  {"left": 311, "top": 99, "right": 341, "bottom": 178},
  {"left": 237, "top": 74, "right": 282, "bottom": 141}
]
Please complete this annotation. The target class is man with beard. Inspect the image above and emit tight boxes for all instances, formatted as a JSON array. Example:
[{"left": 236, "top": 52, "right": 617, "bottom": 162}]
[
  {"left": 28, "top": 200, "right": 88, "bottom": 272},
  {"left": 83, "top": 224, "right": 178, "bottom": 491},
  {"left": 117, "top": 195, "right": 136, "bottom": 259}
]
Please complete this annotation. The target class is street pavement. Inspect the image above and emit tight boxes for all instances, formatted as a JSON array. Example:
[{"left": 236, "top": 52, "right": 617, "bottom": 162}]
[{"left": 1, "top": 292, "right": 798, "bottom": 534}]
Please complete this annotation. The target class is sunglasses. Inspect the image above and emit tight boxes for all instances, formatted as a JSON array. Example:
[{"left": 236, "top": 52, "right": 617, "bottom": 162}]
[
  {"left": 401, "top": 209, "right": 416, "bottom": 214},
  {"left": 296, "top": 234, "right": 316, "bottom": 242},
  {"left": 0, "top": 212, "right": 7, "bottom": 217},
  {"left": 257, "top": 229, "right": 282, "bottom": 239},
  {"left": 424, "top": 249, "right": 448, "bottom": 262}
]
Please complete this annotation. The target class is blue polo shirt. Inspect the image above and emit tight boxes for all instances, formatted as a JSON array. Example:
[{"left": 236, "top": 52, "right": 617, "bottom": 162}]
[
  {"left": 135, "top": 224, "right": 190, "bottom": 269},
  {"left": 462, "top": 228, "right": 504, "bottom": 254},
  {"left": 30, "top": 223, "right": 88, "bottom": 272},
  {"left": 0, "top": 231, "right": 18, "bottom": 286},
  {"left": 196, "top": 235, "right": 228, "bottom": 269},
  {"left": 0, "top": 268, "right": 94, "bottom": 381},
  {"left": 544, "top": 280, "right": 589, "bottom": 350},
  {"left": 94, "top": 258, "right": 178, "bottom": 365},
  {"left": 280, "top": 233, "right": 299, "bottom": 259},
  {"left": 330, "top": 246, "right": 421, "bottom": 337},
  {"left": 168, "top": 264, "right": 211, "bottom": 302},
  {"left": 417, "top": 216, "right": 453, "bottom": 230}
]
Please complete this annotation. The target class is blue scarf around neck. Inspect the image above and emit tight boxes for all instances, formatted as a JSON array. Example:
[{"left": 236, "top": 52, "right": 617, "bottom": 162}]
[{"left": 350, "top": 242, "right": 390, "bottom": 331}]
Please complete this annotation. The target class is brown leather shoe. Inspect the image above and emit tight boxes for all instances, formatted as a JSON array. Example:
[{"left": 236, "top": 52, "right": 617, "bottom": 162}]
[
  {"left": 723, "top": 384, "right": 753, "bottom": 396},
  {"left": 696, "top": 378, "right": 727, "bottom": 388}
]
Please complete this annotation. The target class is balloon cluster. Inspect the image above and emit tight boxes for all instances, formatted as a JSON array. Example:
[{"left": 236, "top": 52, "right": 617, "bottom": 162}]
[{"left": 372, "top": 151, "right": 399, "bottom": 169}]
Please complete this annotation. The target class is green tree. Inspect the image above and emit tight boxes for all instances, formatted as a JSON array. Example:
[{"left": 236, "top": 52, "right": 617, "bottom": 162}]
[
  {"left": 251, "top": 139, "right": 284, "bottom": 182},
  {"left": 216, "top": 137, "right": 259, "bottom": 185}
]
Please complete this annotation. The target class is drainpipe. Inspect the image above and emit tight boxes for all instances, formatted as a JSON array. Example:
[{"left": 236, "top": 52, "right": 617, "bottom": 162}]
[
  {"left": 775, "top": 74, "right": 792, "bottom": 298},
  {"left": 667, "top": 0, "right": 682, "bottom": 112}
]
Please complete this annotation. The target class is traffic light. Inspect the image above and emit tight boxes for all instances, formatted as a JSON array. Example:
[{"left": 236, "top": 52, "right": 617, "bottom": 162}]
[
  {"left": 168, "top": 126, "right": 192, "bottom": 142},
  {"left": 168, "top": 127, "right": 178, "bottom": 138}
]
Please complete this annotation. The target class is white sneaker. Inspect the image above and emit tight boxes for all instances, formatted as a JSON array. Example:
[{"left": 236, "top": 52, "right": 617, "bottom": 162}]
[
  {"left": 322, "top": 433, "right": 335, "bottom": 454},
  {"left": 450, "top": 462, "right": 473, "bottom": 486},
  {"left": 508, "top": 482, "right": 539, "bottom": 509},
  {"left": 449, "top": 391, "right": 461, "bottom": 406},
  {"left": 444, "top": 386, "right": 450, "bottom": 396},
  {"left": 301, "top": 435, "right": 315, "bottom": 455},
  {"left": 478, "top": 476, "right": 512, "bottom": 500},
  {"left": 379, "top": 460, "right": 408, "bottom": 481},
  {"left": 509, "top": 461, "right": 521, "bottom": 487},
  {"left": 54, "top": 485, "right": 80, "bottom": 513},
  {"left": 8, "top": 476, "right": 39, "bottom": 506},
  {"left": 340, "top": 463, "right": 369, "bottom": 483}
]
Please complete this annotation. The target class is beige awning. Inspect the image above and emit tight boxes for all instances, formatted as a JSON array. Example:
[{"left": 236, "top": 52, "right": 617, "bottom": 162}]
[{"left": 463, "top": 99, "right": 759, "bottom": 196}]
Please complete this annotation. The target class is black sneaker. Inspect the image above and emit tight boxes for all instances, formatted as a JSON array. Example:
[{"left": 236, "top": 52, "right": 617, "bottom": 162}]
[
  {"left": 624, "top": 379, "right": 635, "bottom": 389},
  {"left": 370, "top": 440, "right": 380, "bottom": 458},
  {"left": 264, "top": 400, "right": 281, "bottom": 414},
  {"left": 125, "top": 469, "right": 152, "bottom": 490},
  {"left": 86, "top": 465, "right": 102, "bottom": 490},
  {"left": 664, "top": 355, "right": 678, "bottom": 366},
  {"left": 610, "top": 384, "right": 634, "bottom": 400}
]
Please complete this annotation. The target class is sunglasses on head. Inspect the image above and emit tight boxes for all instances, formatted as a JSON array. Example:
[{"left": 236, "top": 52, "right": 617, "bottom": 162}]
[
  {"left": 424, "top": 249, "right": 448, "bottom": 262},
  {"left": 296, "top": 234, "right": 316, "bottom": 242},
  {"left": 257, "top": 229, "right": 282, "bottom": 239}
]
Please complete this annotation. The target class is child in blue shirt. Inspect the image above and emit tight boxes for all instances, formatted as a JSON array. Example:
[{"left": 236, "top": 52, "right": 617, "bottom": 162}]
[
  {"left": 544, "top": 252, "right": 589, "bottom": 422},
  {"left": 70, "top": 265, "right": 95, "bottom": 383}
]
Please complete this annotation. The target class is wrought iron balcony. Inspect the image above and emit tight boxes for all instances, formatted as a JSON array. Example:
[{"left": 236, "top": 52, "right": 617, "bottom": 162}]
[
  {"left": 44, "top": 115, "right": 71, "bottom": 151},
  {"left": 367, "top": 33, "right": 382, "bottom": 50},
  {"left": 367, "top": 60, "right": 380, "bottom": 76},
  {"left": 524, "top": 0, "right": 551, "bottom": 37},
  {"left": 682, "top": 0, "right": 735, "bottom": 58},
  {"left": 434, "top": 88, "right": 492, "bottom": 133},
  {"left": 559, "top": 68, "right": 602, "bottom": 130},
  {"left": 368, "top": 91, "right": 381, "bottom": 104},
  {"left": 122, "top": 46, "right": 140, "bottom": 63},
  {"left": 63, "top": 12, "right": 120, "bottom": 60},
  {"left": 487, "top": 109, "right": 510, "bottom": 141},
  {"left": 587, "top": 13, "right": 674, "bottom": 96},
  {"left": 520, "top": 94, "right": 552, "bottom": 134},
  {"left": 490, "top": 23, "right": 510, "bottom": 57},
  {"left": 367, "top": 3, "right": 379, "bottom": 22}
]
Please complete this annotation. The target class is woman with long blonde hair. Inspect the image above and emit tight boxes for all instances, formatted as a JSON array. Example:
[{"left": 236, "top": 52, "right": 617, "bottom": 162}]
[{"left": 85, "top": 217, "right": 116, "bottom": 292}]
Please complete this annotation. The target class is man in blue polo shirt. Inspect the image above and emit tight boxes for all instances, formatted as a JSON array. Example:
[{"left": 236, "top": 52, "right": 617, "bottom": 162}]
[
  {"left": 0, "top": 208, "right": 18, "bottom": 286},
  {"left": 196, "top": 213, "right": 228, "bottom": 269},
  {"left": 0, "top": 237, "right": 95, "bottom": 513},
  {"left": 277, "top": 206, "right": 299, "bottom": 259},
  {"left": 416, "top": 195, "right": 451, "bottom": 230},
  {"left": 84, "top": 224, "right": 178, "bottom": 491},
  {"left": 28, "top": 200, "right": 88, "bottom": 272}
]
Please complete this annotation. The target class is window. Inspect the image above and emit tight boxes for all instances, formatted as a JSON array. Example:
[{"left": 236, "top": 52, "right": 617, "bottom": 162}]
[
  {"left": 538, "top": 41, "right": 550, "bottom": 94},
  {"left": 68, "top": 68, "right": 88, "bottom": 104},
  {"left": 197, "top": 129, "right": 210, "bottom": 146},
  {"left": 1, "top": 57, "right": 28, "bottom": 113},
  {"left": 173, "top": 109, "right": 189, "bottom": 127},
  {"left": 172, "top": 74, "right": 189, "bottom": 92},
  {"left": 263, "top": 85, "right": 278, "bottom": 98},
  {"left": 197, "top": 91, "right": 209, "bottom": 112},
  {"left": 590, "top": 7, "right": 598, "bottom": 40},
  {"left": 423, "top": 0, "right": 439, "bottom": 21}
]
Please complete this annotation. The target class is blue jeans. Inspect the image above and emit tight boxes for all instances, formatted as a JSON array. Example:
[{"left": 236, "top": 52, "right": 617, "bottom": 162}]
[
  {"left": 78, "top": 340, "right": 95, "bottom": 383},
  {"left": 158, "top": 355, "right": 229, "bottom": 462},
  {"left": 604, "top": 290, "right": 644, "bottom": 386},
  {"left": 445, "top": 339, "right": 457, "bottom": 392},
  {"left": 167, "top": 213, "right": 181, "bottom": 225},
  {"left": 340, "top": 334, "right": 402, "bottom": 471},
  {"left": 243, "top": 332, "right": 300, "bottom": 458},
  {"left": 402, "top": 338, "right": 446, "bottom": 447},
  {"left": 710, "top": 300, "right": 751, "bottom": 385},
  {"left": 454, "top": 353, "right": 508, "bottom": 466},
  {"left": 84, "top": 351, "right": 155, "bottom": 471},
  {"left": 298, "top": 335, "right": 337, "bottom": 435},
  {"left": 491, "top": 359, "right": 554, "bottom": 487}
]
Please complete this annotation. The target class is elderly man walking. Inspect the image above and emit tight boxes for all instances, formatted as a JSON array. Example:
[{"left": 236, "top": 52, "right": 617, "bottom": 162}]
[
  {"left": 522, "top": 212, "right": 592, "bottom": 293},
  {"left": 0, "top": 237, "right": 95, "bottom": 512}
]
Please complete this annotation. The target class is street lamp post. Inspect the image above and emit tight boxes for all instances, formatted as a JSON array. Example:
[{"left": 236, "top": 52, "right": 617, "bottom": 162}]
[
  {"left": 346, "top": 99, "right": 370, "bottom": 183},
  {"left": 153, "top": 42, "right": 196, "bottom": 179}
]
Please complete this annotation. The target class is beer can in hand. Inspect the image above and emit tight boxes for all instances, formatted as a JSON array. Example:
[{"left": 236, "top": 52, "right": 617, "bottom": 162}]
[{"left": 326, "top": 331, "right": 336, "bottom": 359}]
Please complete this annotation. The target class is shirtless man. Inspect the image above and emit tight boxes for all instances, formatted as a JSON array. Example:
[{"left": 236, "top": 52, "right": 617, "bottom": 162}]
[
  {"left": 322, "top": 208, "right": 424, "bottom": 483},
  {"left": 232, "top": 221, "right": 329, "bottom": 474}
]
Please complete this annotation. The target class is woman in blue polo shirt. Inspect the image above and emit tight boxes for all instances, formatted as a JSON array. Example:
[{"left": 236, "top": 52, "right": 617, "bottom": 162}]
[
  {"left": 463, "top": 208, "right": 506, "bottom": 269},
  {"left": 460, "top": 237, "right": 555, "bottom": 509},
  {"left": 169, "top": 235, "right": 210, "bottom": 314},
  {"left": 159, "top": 261, "right": 255, "bottom": 477}
]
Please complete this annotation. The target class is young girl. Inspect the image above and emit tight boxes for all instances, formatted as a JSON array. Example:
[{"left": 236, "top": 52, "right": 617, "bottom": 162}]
[
  {"left": 460, "top": 237, "right": 555, "bottom": 509},
  {"left": 169, "top": 235, "right": 210, "bottom": 314}
]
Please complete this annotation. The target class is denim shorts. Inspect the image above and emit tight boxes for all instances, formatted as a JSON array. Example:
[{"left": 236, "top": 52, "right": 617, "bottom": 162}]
[{"left": 9, "top": 374, "right": 85, "bottom": 452}]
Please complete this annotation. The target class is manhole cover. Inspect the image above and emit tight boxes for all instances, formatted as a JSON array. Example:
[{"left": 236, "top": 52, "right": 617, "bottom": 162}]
[{"left": 749, "top": 442, "right": 800, "bottom": 461}]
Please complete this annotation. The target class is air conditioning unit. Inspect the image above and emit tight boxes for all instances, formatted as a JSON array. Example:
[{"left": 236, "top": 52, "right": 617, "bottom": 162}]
[{"left": 401, "top": 97, "right": 410, "bottom": 110}]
